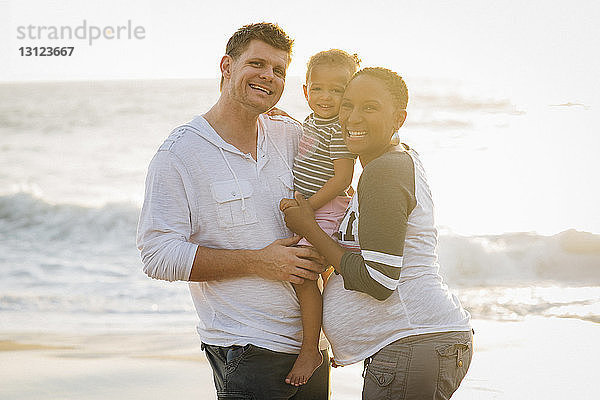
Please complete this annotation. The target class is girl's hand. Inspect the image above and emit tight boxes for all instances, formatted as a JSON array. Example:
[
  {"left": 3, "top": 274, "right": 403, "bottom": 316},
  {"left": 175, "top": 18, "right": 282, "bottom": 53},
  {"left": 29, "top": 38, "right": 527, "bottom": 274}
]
[
  {"left": 282, "top": 192, "right": 318, "bottom": 237},
  {"left": 265, "top": 108, "right": 300, "bottom": 123},
  {"left": 266, "top": 107, "right": 288, "bottom": 117}
]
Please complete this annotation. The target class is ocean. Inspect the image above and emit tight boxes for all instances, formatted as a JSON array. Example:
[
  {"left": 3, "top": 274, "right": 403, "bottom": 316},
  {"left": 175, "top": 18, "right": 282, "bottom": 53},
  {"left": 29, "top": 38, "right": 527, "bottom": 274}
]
[{"left": 1, "top": 78, "right": 599, "bottom": 334}]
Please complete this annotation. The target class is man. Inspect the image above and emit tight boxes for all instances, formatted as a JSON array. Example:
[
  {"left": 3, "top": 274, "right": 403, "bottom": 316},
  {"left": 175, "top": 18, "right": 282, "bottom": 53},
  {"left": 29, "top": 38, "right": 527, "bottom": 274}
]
[{"left": 137, "top": 23, "right": 330, "bottom": 399}]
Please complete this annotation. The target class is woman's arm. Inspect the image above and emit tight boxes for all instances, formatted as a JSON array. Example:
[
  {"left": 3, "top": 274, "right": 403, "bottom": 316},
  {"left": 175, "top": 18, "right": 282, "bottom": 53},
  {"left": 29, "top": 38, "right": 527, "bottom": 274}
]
[{"left": 338, "top": 156, "right": 416, "bottom": 300}]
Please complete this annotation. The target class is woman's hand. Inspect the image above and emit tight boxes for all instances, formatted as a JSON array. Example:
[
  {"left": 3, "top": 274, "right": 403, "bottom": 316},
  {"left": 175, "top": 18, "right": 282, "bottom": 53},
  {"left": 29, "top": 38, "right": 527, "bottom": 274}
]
[
  {"left": 283, "top": 192, "right": 346, "bottom": 273},
  {"left": 279, "top": 197, "right": 298, "bottom": 212},
  {"left": 282, "top": 192, "right": 318, "bottom": 238}
]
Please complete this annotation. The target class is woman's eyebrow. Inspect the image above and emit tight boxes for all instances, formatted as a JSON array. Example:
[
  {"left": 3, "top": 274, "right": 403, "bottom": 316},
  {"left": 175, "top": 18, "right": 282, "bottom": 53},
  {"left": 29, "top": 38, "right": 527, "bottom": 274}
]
[
  {"left": 342, "top": 97, "right": 381, "bottom": 103},
  {"left": 363, "top": 99, "right": 382, "bottom": 105}
]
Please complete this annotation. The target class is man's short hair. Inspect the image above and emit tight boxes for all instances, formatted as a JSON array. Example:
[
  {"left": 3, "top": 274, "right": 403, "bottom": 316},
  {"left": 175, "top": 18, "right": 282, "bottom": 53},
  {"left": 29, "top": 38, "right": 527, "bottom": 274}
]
[
  {"left": 226, "top": 22, "right": 294, "bottom": 61},
  {"left": 305, "top": 49, "right": 361, "bottom": 83},
  {"left": 220, "top": 22, "right": 294, "bottom": 89}
]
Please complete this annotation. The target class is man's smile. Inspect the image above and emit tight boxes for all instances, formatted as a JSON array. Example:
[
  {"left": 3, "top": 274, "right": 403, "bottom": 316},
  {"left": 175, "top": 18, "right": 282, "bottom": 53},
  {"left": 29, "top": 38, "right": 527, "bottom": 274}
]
[{"left": 249, "top": 83, "right": 273, "bottom": 95}]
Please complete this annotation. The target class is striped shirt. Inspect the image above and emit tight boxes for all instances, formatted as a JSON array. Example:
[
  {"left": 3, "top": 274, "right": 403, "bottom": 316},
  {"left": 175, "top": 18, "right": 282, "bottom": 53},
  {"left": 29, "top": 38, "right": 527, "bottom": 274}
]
[{"left": 293, "top": 114, "right": 356, "bottom": 198}]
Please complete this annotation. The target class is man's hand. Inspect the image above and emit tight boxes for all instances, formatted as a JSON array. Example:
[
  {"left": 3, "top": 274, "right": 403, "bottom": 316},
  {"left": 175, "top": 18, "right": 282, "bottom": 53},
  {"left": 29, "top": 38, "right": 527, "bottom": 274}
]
[{"left": 253, "top": 236, "right": 326, "bottom": 284}]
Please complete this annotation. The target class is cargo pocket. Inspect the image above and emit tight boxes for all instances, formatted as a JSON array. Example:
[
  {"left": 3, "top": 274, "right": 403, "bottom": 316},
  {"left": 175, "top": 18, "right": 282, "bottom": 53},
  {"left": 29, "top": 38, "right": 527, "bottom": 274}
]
[
  {"left": 211, "top": 180, "right": 258, "bottom": 228},
  {"left": 366, "top": 367, "right": 395, "bottom": 387},
  {"left": 436, "top": 338, "right": 472, "bottom": 398},
  {"left": 362, "top": 344, "right": 407, "bottom": 400},
  {"left": 364, "top": 365, "right": 395, "bottom": 400}
]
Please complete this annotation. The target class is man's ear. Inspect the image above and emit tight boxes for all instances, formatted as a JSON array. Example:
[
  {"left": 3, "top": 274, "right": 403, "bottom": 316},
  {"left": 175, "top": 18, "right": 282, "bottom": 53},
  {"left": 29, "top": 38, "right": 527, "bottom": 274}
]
[
  {"left": 220, "top": 55, "right": 233, "bottom": 80},
  {"left": 302, "top": 84, "right": 309, "bottom": 102},
  {"left": 394, "top": 109, "right": 407, "bottom": 131}
]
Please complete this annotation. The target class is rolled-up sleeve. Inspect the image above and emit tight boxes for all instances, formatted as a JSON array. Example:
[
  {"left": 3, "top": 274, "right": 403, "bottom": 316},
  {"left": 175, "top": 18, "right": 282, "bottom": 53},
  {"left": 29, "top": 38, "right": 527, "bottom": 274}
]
[{"left": 136, "top": 150, "right": 198, "bottom": 281}]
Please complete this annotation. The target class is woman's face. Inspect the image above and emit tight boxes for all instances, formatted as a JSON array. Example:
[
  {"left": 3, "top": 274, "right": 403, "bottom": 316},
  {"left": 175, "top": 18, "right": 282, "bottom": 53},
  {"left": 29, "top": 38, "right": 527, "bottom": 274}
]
[{"left": 339, "top": 75, "right": 405, "bottom": 165}]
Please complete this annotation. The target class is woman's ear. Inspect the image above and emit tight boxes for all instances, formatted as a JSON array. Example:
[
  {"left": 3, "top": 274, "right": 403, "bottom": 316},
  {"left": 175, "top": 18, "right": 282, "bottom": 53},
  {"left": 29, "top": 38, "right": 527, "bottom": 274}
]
[{"left": 394, "top": 109, "right": 407, "bottom": 132}]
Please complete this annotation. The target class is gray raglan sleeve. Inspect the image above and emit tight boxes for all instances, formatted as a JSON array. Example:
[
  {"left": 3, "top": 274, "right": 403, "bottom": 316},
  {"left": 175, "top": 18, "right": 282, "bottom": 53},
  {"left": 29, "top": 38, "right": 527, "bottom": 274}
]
[{"left": 338, "top": 153, "right": 416, "bottom": 300}]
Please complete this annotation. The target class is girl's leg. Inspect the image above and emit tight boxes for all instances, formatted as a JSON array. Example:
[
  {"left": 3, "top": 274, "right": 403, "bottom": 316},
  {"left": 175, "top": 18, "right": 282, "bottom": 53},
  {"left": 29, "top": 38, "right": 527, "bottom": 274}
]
[{"left": 286, "top": 279, "right": 324, "bottom": 386}]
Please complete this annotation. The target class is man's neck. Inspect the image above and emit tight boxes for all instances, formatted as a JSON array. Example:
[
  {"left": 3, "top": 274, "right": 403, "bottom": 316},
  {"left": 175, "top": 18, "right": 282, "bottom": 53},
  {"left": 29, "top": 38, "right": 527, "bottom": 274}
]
[{"left": 204, "top": 98, "right": 261, "bottom": 159}]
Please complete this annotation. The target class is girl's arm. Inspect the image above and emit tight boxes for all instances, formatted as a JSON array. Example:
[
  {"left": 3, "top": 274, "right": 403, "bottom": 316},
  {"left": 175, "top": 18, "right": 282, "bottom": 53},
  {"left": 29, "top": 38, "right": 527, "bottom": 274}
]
[{"left": 307, "top": 158, "right": 354, "bottom": 210}]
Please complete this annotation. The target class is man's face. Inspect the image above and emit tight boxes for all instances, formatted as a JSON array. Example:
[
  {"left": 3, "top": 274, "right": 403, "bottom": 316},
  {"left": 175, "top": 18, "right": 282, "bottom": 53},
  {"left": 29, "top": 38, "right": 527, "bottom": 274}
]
[{"left": 222, "top": 40, "right": 289, "bottom": 113}]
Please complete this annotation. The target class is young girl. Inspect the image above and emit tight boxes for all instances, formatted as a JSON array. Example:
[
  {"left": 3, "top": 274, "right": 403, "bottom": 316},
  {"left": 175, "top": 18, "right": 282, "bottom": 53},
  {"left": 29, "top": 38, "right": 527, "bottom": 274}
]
[{"left": 280, "top": 49, "right": 359, "bottom": 386}]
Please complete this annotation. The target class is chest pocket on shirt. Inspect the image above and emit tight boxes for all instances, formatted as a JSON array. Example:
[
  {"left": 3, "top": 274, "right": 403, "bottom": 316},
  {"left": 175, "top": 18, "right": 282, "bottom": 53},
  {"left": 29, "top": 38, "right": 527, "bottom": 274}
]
[{"left": 211, "top": 179, "right": 258, "bottom": 228}]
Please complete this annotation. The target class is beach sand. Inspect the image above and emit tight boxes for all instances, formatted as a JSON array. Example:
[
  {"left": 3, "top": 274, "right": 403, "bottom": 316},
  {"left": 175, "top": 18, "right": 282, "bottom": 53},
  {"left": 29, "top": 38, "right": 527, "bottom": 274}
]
[{"left": 1, "top": 317, "right": 597, "bottom": 399}]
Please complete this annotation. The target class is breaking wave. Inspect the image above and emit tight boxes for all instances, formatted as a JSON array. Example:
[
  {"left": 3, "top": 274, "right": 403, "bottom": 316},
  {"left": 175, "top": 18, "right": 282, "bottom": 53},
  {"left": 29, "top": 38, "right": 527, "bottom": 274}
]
[
  {"left": 2, "top": 193, "right": 599, "bottom": 287},
  {"left": 1, "top": 193, "right": 598, "bottom": 326}
]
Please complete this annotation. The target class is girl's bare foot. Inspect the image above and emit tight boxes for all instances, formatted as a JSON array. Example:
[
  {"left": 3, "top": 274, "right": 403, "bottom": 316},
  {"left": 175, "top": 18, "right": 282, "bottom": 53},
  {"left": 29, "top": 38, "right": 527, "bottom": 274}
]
[{"left": 285, "top": 347, "right": 323, "bottom": 386}]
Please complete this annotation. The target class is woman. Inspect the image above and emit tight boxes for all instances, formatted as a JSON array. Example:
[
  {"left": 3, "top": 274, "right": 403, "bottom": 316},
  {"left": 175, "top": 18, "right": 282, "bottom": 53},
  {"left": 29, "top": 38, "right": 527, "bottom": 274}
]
[{"left": 282, "top": 67, "right": 472, "bottom": 399}]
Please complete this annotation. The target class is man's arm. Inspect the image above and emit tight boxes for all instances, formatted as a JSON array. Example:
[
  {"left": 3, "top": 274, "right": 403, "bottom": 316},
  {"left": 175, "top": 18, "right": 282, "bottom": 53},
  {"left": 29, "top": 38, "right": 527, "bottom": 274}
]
[
  {"left": 188, "top": 237, "right": 324, "bottom": 284},
  {"left": 137, "top": 150, "right": 325, "bottom": 283}
]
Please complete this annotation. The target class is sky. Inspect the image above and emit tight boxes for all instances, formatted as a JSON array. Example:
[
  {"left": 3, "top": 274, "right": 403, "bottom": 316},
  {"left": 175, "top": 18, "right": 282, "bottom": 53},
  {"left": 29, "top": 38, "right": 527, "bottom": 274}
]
[
  {"left": 2, "top": 0, "right": 600, "bottom": 107},
  {"left": 2, "top": 0, "right": 600, "bottom": 235}
]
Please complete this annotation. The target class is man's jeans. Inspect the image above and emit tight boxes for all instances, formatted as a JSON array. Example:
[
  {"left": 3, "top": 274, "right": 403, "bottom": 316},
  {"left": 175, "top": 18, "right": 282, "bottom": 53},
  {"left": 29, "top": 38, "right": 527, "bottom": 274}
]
[{"left": 202, "top": 343, "right": 330, "bottom": 400}]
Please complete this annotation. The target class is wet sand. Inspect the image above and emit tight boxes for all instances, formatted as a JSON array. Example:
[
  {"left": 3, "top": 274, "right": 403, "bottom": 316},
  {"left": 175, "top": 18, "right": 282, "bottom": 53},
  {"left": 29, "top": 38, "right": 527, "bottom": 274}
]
[{"left": 1, "top": 317, "right": 597, "bottom": 399}]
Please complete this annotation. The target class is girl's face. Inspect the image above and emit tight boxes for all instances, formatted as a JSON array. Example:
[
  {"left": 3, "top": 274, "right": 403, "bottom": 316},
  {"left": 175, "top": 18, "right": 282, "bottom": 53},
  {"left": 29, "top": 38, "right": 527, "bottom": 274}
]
[
  {"left": 303, "top": 64, "right": 351, "bottom": 119},
  {"left": 338, "top": 75, "right": 406, "bottom": 165}
]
